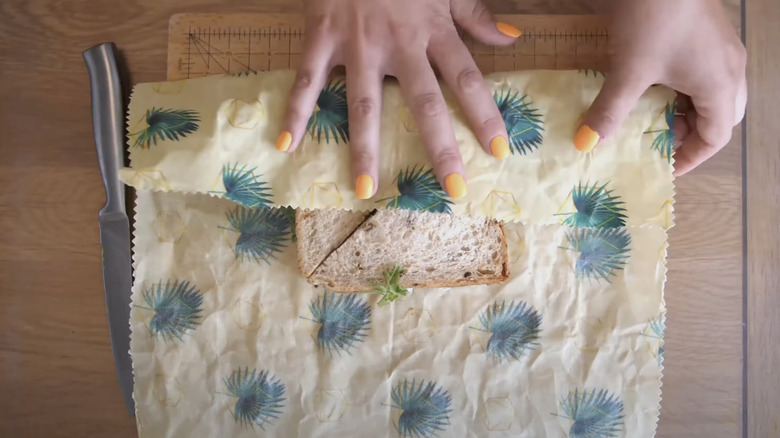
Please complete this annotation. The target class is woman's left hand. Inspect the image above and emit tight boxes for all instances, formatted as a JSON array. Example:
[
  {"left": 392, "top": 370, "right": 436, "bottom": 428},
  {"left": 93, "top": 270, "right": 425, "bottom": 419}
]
[{"left": 275, "top": 0, "right": 521, "bottom": 200}]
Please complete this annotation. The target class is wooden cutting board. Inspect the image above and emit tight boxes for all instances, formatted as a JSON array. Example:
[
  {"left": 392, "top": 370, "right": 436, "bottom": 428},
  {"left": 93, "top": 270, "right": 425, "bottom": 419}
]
[
  {"left": 167, "top": 13, "right": 610, "bottom": 80},
  {"left": 163, "top": 13, "right": 745, "bottom": 438}
]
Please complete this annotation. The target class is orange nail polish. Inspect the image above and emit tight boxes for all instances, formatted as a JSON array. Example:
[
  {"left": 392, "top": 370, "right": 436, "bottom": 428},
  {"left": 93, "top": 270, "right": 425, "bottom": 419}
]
[
  {"left": 574, "top": 125, "right": 600, "bottom": 152},
  {"left": 444, "top": 173, "right": 467, "bottom": 200},
  {"left": 490, "top": 136, "right": 510, "bottom": 160},
  {"left": 276, "top": 131, "right": 292, "bottom": 152},
  {"left": 496, "top": 22, "right": 522, "bottom": 38},
  {"left": 355, "top": 174, "right": 374, "bottom": 200}
]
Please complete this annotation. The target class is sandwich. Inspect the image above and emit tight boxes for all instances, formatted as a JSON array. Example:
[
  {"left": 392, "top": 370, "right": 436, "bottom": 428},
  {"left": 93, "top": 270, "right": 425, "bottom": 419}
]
[{"left": 295, "top": 208, "right": 510, "bottom": 293}]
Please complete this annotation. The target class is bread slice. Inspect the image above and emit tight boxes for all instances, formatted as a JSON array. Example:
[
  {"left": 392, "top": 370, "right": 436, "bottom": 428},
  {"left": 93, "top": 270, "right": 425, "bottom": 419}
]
[
  {"left": 307, "top": 208, "right": 509, "bottom": 292},
  {"left": 295, "top": 208, "right": 372, "bottom": 277}
]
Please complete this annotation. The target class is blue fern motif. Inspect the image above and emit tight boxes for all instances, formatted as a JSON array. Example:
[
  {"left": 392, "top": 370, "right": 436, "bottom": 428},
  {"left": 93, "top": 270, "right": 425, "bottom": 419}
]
[
  {"left": 391, "top": 378, "right": 452, "bottom": 438},
  {"left": 131, "top": 107, "right": 200, "bottom": 148},
  {"left": 562, "top": 228, "right": 631, "bottom": 283},
  {"left": 644, "top": 101, "right": 676, "bottom": 162},
  {"left": 139, "top": 280, "right": 204, "bottom": 342},
  {"left": 280, "top": 206, "right": 297, "bottom": 243},
  {"left": 224, "top": 367, "right": 286, "bottom": 430},
  {"left": 559, "top": 389, "right": 624, "bottom": 438},
  {"left": 215, "top": 163, "right": 273, "bottom": 208},
  {"left": 303, "top": 292, "right": 372, "bottom": 356},
  {"left": 644, "top": 315, "right": 666, "bottom": 366},
  {"left": 378, "top": 165, "right": 453, "bottom": 213},
  {"left": 559, "top": 181, "right": 627, "bottom": 228},
  {"left": 494, "top": 89, "right": 544, "bottom": 155},
  {"left": 307, "top": 79, "right": 349, "bottom": 144},
  {"left": 474, "top": 300, "right": 541, "bottom": 363},
  {"left": 223, "top": 206, "right": 291, "bottom": 264}
]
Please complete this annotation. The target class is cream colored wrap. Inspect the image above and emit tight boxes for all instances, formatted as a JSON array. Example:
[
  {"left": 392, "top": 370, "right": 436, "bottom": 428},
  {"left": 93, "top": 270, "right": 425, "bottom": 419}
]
[{"left": 124, "top": 69, "right": 675, "bottom": 438}]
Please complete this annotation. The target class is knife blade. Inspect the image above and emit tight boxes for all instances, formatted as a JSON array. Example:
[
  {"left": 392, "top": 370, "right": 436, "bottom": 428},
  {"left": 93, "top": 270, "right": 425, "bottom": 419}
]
[{"left": 83, "top": 42, "right": 135, "bottom": 417}]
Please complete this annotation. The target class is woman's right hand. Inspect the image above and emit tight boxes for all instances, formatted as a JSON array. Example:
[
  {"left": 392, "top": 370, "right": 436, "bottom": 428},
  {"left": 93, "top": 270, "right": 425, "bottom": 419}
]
[{"left": 577, "top": 0, "right": 747, "bottom": 176}]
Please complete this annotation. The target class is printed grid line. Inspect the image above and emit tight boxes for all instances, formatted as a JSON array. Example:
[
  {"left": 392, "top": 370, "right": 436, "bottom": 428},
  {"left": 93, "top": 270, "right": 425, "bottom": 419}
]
[{"left": 175, "top": 24, "right": 609, "bottom": 79}]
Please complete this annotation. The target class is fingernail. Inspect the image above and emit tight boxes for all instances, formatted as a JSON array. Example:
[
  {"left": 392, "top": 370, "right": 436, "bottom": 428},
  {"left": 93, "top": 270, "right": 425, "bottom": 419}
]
[
  {"left": 574, "top": 125, "right": 600, "bottom": 152},
  {"left": 355, "top": 174, "right": 374, "bottom": 200},
  {"left": 496, "top": 22, "right": 522, "bottom": 38},
  {"left": 444, "top": 173, "right": 467, "bottom": 200},
  {"left": 276, "top": 131, "right": 292, "bottom": 152},
  {"left": 490, "top": 136, "right": 510, "bottom": 160}
]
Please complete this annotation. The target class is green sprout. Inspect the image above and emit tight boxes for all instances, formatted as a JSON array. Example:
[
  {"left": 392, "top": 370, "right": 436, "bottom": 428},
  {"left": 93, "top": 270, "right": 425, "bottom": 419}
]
[{"left": 370, "top": 265, "right": 408, "bottom": 306}]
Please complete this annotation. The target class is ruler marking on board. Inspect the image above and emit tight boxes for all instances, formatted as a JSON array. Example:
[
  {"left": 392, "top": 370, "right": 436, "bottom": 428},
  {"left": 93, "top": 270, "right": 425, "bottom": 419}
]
[{"left": 168, "top": 14, "right": 611, "bottom": 80}]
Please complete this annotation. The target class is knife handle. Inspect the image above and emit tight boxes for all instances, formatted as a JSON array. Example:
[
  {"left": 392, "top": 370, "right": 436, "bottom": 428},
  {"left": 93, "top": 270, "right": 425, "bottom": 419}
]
[{"left": 84, "top": 43, "right": 126, "bottom": 216}]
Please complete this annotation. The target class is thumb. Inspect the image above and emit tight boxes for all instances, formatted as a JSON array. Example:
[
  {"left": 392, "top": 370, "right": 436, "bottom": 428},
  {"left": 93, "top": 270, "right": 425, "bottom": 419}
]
[
  {"left": 574, "top": 70, "right": 649, "bottom": 153},
  {"left": 450, "top": 0, "right": 519, "bottom": 46}
]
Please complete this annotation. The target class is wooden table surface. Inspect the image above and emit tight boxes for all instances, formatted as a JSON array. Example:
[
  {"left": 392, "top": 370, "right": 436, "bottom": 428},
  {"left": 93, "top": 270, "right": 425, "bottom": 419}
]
[{"left": 1, "top": 1, "right": 776, "bottom": 437}]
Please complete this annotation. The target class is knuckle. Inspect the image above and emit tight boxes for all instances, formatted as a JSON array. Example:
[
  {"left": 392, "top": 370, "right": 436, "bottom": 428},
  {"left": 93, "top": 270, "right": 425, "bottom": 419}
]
[
  {"left": 389, "top": 23, "right": 422, "bottom": 48},
  {"left": 293, "top": 71, "right": 316, "bottom": 91},
  {"left": 350, "top": 97, "right": 375, "bottom": 119},
  {"left": 412, "top": 93, "right": 446, "bottom": 118},
  {"left": 433, "top": 148, "right": 462, "bottom": 169},
  {"left": 306, "top": 14, "right": 333, "bottom": 36},
  {"left": 480, "top": 115, "right": 505, "bottom": 132},
  {"left": 701, "top": 123, "right": 733, "bottom": 148},
  {"left": 456, "top": 68, "right": 484, "bottom": 93},
  {"left": 350, "top": 149, "right": 375, "bottom": 166},
  {"left": 470, "top": 1, "right": 488, "bottom": 18},
  {"left": 590, "top": 108, "right": 619, "bottom": 133},
  {"left": 285, "top": 106, "right": 305, "bottom": 123}
]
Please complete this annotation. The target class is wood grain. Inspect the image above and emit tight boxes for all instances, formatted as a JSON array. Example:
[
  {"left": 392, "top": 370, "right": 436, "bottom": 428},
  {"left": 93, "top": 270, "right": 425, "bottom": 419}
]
[
  {"left": 166, "top": 14, "right": 612, "bottom": 80},
  {"left": 745, "top": 0, "right": 780, "bottom": 437},
  {"left": 0, "top": 1, "right": 746, "bottom": 437}
]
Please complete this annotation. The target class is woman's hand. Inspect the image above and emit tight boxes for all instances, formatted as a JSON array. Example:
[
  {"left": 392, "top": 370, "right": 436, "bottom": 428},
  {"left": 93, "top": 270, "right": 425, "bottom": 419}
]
[
  {"left": 576, "top": 0, "right": 747, "bottom": 176},
  {"left": 275, "top": 0, "right": 521, "bottom": 199}
]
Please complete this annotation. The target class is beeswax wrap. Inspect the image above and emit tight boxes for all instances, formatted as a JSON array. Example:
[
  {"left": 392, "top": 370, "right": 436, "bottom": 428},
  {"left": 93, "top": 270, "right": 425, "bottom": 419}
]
[{"left": 123, "top": 69, "right": 676, "bottom": 438}]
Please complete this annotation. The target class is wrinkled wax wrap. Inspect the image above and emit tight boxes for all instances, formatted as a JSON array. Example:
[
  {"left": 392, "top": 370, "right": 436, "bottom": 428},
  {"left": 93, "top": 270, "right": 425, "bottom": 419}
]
[{"left": 124, "top": 70, "right": 675, "bottom": 438}]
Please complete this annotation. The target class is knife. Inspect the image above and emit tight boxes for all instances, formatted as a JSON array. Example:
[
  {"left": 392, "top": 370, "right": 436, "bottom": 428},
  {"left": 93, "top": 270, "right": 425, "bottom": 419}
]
[{"left": 83, "top": 42, "right": 135, "bottom": 417}]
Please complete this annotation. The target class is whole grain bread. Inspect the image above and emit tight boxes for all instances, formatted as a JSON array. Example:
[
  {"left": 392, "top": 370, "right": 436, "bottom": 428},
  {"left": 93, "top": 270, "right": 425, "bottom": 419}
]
[
  {"left": 295, "top": 208, "right": 371, "bottom": 277},
  {"left": 305, "top": 208, "right": 509, "bottom": 292}
]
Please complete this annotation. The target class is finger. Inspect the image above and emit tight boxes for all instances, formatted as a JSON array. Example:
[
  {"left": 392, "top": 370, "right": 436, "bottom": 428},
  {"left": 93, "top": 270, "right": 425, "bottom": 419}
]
[
  {"left": 574, "top": 68, "right": 650, "bottom": 153},
  {"left": 346, "top": 61, "right": 383, "bottom": 199},
  {"left": 672, "top": 115, "right": 690, "bottom": 147},
  {"left": 735, "top": 75, "right": 747, "bottom": 125},
  {"left": 429, "top": 33, "right": 509, "bottom": 159},
  {"left": 450, "top": 0, "right": 521, "bottom": 45},
  {"left": 277, "top": 29, "right": 335, "bottom": 153},
  {"left": 673, "top": 92, "right": 736, "bottom": 176},
  {"left": 396, "top": 52, "right": 467, "bottom": 199}
]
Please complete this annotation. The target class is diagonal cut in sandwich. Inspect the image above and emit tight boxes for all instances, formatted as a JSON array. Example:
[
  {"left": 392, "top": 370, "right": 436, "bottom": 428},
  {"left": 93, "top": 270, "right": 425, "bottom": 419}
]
[{"left": 295, "top": 208, "right": 510, "bottom": 293}]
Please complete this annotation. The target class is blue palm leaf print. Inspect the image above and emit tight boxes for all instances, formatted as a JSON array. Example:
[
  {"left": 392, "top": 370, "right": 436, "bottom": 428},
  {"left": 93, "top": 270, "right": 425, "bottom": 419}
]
[
  {"left": 307, "top": 79, "right": 349, "bottom": 144},
  {"left": 644, "top": 315, "right": 666, "bottom": 366},
  {"left": 390, "top": 378, "right": 452, "bottom": 438},
  {"left": 132, "top": 107, "right": 200, "bottom": 148},
  {"left": 474, "top": 300, "right": 542, "bottom": 363},
  {"left": 215, "top": 163, "right": 273, "bottom": 208},
  {"left": 139, "top": 280, "right": 204, "bottom": 341},
  {"left": 644, "top": 101, "right": 676, "bottom": 162},
  {"left": 562, "top": 228, "right": 631, "bottom": 283},
  {"left": 223, "top": 206, "right": 291, "bottom": 264},
  {"left": 303, "top": 292, "right": 371, "bottom": 356},
  {"left": 559, "top": 181, "right": 627, "bottom": 228},
  {"left": 280, "top": 206, "right": 297, "bottom": 243},
  {"left": 224, "top": 367, "right": 286, "bottom": 430},
  {"left": 378, "top": 165, "right": 453, "bottom": 213},
  {"left": 494, "top": 89, "right": 544, "bottom": 155},
  {"left": 559, "top": 389, "right": 624, "bottom": 438}
]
